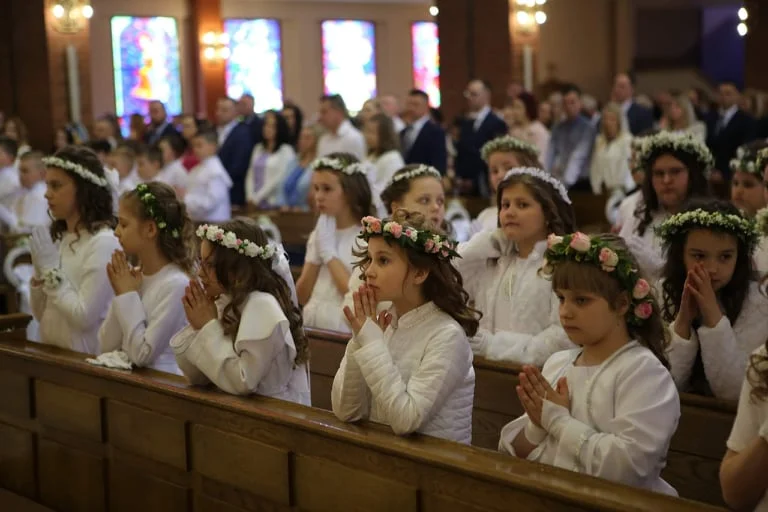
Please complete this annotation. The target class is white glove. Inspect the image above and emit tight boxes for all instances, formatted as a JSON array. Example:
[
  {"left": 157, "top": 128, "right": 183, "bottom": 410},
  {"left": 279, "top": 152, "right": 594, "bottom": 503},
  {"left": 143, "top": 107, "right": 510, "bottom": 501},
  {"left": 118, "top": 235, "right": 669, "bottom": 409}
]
[
  {"left": 459, "top": 229, "right": 502, "bottom": 262},
  {"left": 315, "top": 214, "right": 338, "bottom": 264},
  {"left": 30, "top": 226, "right": 59, "bottom": 274}
]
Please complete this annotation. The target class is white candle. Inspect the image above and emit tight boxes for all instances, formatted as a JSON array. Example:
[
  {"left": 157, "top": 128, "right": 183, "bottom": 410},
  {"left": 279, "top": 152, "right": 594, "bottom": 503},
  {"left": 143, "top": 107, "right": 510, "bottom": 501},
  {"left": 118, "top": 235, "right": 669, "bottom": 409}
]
[
  {"left": 523, "top": 44, "right": 533, "bottom": 91},
  {"left": 66, "top": 45, "right": 81, "bottom": 123}
]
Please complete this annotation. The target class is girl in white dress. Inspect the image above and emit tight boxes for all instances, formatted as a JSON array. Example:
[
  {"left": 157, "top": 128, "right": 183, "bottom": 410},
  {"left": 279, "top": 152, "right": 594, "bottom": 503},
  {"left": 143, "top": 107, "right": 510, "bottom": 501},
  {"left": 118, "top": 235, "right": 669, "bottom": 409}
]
[
  {"left": 332, "top": 210, "right": 480, "bottom": 443},
  {"left": 619, "top": 132, "right": 711, "bottom": 282},
  {"left": 730, "top": 142, "right": 768, "bottom": 219},
  {"left": 470, "top": 135, "right": 541, "bottom": 237},
  {"left": 171, "top": 219, "right": 310, "bottom": 404},
  {"left": 659, "top": 200, "right": 768, "bottom": 401},
  {"left": 456, "top": 168, "right": 576, "bottom": 365},
  {"left": 30, "top": 145, "right": 122, "bottom": 354},
  {"left": 297, "top": 153, "right": 374, "bottom": 332},
  {"left": 499, "top": 233, "right": 679, "bottom": 496},
  {"left": 98, "top": 182, "right": 195, "bottom": 374}
]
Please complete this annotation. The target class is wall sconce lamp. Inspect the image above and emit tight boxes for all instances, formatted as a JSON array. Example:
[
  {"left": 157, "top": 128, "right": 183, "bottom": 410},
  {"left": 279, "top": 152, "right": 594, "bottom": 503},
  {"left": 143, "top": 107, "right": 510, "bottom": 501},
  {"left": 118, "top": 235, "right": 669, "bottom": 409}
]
[
  {"left": 202, "top": 31, "right": 231, "bottom": 61},
  {"left": 737, "top": 7, "right": 748, "bottom": 37},
  {"left": 49, "top": 0, "right": 93, "bottom": 34},
  {"left": 515, "top": 0, "right": 547, "bottom": 29}
]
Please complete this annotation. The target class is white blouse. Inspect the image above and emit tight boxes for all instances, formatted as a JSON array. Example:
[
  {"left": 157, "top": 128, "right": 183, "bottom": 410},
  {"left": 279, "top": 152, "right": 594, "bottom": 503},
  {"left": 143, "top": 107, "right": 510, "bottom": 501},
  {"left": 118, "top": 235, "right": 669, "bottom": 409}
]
[
  {"left": 246, "top": 143, "right": 296, "bottom": 207},
  {"left": 185, "top": 156, "right": 233, "bottom": 222},
  {"left": 30, "top": 229, "right": 121, "bottom": 354},
  {"left": 366, "top": 150, "right": 405, "bottom": 197},
  {"left": 667, "top": 281, "right": 768, "bottom": 401},
  {"left": 589, "top": 133, "right": 633, "bottom": 195},
  {"left": 468, "top": 206, "right": 498, "bottom": 238},
  {"left": 98, "top": 264, "right": 189, "bottom": 374},
  {"left": 618, "top": 202, "right": 668, "bottom": 283},
  {"left": 499, "top": 342, "right": 680, "bottom": 495},
  {"left": 171, "top": 291, "right": 310, "bottom": 405},
  {"left": 331, "top": 301, "right": 475, "bottom": 444}
]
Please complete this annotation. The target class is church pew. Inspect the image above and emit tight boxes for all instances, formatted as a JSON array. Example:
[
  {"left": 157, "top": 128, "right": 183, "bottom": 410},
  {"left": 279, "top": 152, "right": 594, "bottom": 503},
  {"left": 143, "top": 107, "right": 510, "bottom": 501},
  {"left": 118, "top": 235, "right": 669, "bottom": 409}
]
[
  {"left": 304, "top": 327, "right": 734, "bottom": 507},
  {"left": 0, "top": 333, "right": 722, "bottom": 512},
  {"left": 239, "top": 207, "right": 316, "bottom": 248}
]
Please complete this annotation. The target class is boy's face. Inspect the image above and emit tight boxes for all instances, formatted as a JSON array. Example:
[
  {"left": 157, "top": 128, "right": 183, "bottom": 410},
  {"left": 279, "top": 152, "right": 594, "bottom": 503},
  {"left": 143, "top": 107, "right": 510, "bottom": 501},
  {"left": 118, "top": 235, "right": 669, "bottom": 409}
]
[
  {"left": 192, "top": 137, "right": 217, "bottom": 160},
  {"left": 19, "top": 160, "right": 44, "bottom": 189},
  {"left": 137, "top": 155, "right": 162, "bottom": 181}
]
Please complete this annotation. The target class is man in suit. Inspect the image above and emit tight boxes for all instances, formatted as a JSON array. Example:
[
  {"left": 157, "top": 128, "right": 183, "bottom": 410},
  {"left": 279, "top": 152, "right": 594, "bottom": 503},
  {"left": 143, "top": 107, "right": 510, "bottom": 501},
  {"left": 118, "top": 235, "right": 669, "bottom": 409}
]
[
  {"left": 400, "top": 89, "right": 447, "bottom": 174},
  {"left": 237, "top": 93, "right": 263, "bottom": 146},
  {"left": 454, "top": 79, "right": 508, "bottom": 197},
  {"left": 143, "top": 101, "right": 179, "bottom": 145},
  {"left": 216, "top": 97, "right": 255, "bottom": 206},
  {"left": 611, "top": 72, "right": 654, "bottom": 136},
  {"left": 707, "top": 81, "right": 756, "bottom": 182}
]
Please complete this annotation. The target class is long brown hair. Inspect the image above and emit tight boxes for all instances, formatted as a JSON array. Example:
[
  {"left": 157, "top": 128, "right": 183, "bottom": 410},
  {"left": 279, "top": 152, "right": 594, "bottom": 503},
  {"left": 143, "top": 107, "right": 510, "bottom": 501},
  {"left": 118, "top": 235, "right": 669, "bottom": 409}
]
[
  {"left": 380, "top": 164, "right": 449, "bottom": 233},
  {"left": 315, "top": 152, "right": 374, "bottom": 220},
  {"left": 367, "top": 113, "right": 400, "bottom": 157},
  {"left": 495, "top": 171, "right": 577, "bottom": 234}
]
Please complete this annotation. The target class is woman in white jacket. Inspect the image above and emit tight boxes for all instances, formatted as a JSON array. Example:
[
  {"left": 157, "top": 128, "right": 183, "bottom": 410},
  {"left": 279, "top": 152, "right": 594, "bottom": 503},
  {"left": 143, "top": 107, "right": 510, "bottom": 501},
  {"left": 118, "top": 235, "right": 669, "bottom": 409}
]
[
  {"left": 589, "top": 103, "right": 634, "bottom": 198},
  {"left": 246, "top": 111, "right": 296, "bottom": 208}
]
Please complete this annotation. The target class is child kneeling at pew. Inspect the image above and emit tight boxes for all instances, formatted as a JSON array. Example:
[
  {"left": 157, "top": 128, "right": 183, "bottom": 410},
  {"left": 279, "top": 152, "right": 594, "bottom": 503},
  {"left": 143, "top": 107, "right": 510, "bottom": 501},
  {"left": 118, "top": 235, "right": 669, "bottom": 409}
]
[
  {"left": 170, "top": 219, "right": 310, "bottom": 405},
  {"left": 332, "top": 210, "right": 480, "bottom": 444},
  {"left": 499, "top": 233, "right": 680, "bottom": 495}
]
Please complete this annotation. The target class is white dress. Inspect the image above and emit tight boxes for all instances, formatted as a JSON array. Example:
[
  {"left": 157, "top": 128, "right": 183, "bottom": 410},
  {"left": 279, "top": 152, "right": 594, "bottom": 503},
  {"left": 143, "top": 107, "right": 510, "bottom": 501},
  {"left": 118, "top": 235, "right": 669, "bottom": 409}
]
[
  {"left": 331, "top": 301, "right": 475, "bottom": 444},
  {"left": 246, "top": 143, "right": 296, "bottom": 207},
  {"left": 171, "top": 291, "right": 310, "bottom": 405},
  {"left": 156, "top": 159, "right": 189, "bottom": 191},
  {"left": 468, "top": 206, "right": 498, "bottom": 238},
  {"left": 455, "top": 231, "right": 573, "bottom": 365},
  {"left": 0, "top": 165, "right": 20, "bottom": 210},
  {"left": 30, "top": 228, "right": 121, "bottom": 354},
  {"left": 185, "top": 156, "right": 233, "bottom": 222},
  {"left": 98, "top": 264, "right": 189, "bottom": 374},
  {"left": 618, "top": 202, "right": 668, "bottom": 283},
  {"left": 667, "top": 281, "right": 768, "bottom": 401},
  {"left": 366, "top": 150, "right": 405, "bottom": 197},
  {"left": 499, "top": 342, "right": 680, "bottom": 495},
  {"left": 754, "top": 237, "right": 768, "bottom": 278}
]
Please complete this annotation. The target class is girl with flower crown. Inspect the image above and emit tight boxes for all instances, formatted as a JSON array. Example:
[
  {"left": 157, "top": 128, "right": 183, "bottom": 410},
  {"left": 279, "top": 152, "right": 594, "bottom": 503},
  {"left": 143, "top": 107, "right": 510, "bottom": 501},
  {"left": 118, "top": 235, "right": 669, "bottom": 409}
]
[
  {"left": 659, "top": 199, "right": 768, "bottom": 400},
  {"left": 454, "top": 167, "right": 577, "bottom": 365},
  {"left": 29, "top": 146, "right": 122, "bottom": 354},
  {"left": 730, "top": 141, "right": 768, "bottom": 219},
  {"left": 97, "top": 182, "right": 195, "bottom": 374},
  {"left": 170, "top": 218, "right": 310, "bottom": 403},
  {"left": 499, "top": 233, "right": 680, "bottom": 496},
  {"left": 332, "top": 210, "right": 480, "bottom": 443},
  {"left": 296, "top": 152, "right": 375, "bottom": 332}
]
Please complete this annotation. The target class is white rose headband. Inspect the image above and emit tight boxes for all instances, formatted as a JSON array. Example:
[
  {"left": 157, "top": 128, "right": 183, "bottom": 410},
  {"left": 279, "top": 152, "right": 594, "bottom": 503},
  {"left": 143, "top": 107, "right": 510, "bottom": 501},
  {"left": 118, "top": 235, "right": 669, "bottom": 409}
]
[
  {"left": 42, "top": 156, "right": 110, "bottom": 188},
  {"left": 196, "top": 224, "right": 277, "bottom": 260},
  {"left": 502, "top": 167, "right": 572, "bottom": 205},
  {"left": 388, "top": 164, "right": 441, "bottom": 186},
  {"left": 310, "top": 157, "right": 367, "bottom": 176}
]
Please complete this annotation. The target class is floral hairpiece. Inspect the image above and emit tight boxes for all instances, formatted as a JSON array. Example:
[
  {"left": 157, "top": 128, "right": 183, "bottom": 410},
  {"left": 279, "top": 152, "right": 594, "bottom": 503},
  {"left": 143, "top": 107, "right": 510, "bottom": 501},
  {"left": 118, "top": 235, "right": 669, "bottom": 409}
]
[
  {"left": 310, "top": 157, "right": 366, "bottom": 176},
  {"left": 42, "top": 156, "right": 109, "bottom": 188},
  {"left": 729, "top": 145, "right": 763, "bottom": 175},
  {"left": 636, "top": 132, "right": 714, "bottom": 172},
  {"left": 135, "top": 184, "right": 179, "bottom": 238},
  {"left": 542, "top": 232, "right": 654, "bottom": 325},
  {"left": 481, "top": 135, "right": 539, "bottom": 162},
  {"left": 389, "top": 164, "right": 441, "bottom": 186},
  {"left": 503, "top": 167, "right": 572, "bottom": 205},
  {"left": 342, "top": 162, "right": 370, "bottom": 176},
  {"left": 358, "top": 215, "right": 460, "bottom": 260},
  {"left": 196, "top": 224, "right": 277, "bottom": 260},
  {"left": 656, "top": 208, "right": 760, "bottom": 250},
  {"left": 756, "top": 148, "right": 768, "bottom": 174}
]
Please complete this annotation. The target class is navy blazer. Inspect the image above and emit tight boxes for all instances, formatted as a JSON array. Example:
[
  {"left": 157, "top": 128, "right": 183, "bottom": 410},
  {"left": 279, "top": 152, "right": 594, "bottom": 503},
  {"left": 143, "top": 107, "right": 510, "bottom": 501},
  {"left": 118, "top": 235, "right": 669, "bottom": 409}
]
[
  {"left": 218, "top": 122, "right": 255, "bottom": 206},
  {"left": 144, "top": 122, "right": 179, "bottom": 145},
  {"left": 454, "top": 112, "right": 508, "bottom": 193},
  {"left": 626, "top": 103, "right": 655, "bottom": 136},
  {"left": 707, "top": 109, "right": 756, "bottom": 179},
  {"left": 244, "top": 114, "right": 264, "bottom": 146},
  {"left": 402, "top": 120, "right": 447, "bottom": 174}
]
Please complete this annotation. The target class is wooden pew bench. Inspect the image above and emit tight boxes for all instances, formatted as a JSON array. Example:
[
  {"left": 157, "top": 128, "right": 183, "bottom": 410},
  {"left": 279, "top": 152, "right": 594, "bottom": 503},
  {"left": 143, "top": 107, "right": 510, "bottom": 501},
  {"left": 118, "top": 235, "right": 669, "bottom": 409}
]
[{"left": 305, "top": 327, "right": 735, "bottom": 507}]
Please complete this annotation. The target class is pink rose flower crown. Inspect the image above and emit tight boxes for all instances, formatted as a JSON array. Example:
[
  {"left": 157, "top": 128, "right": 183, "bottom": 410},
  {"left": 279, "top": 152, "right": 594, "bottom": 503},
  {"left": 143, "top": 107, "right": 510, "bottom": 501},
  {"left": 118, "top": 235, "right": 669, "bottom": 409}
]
[
  {"left": 358, "top": 215, "right": 460, "bottom": 261},
  {"left": 541, "top": 232, "right": 654, "bottom": 325}
]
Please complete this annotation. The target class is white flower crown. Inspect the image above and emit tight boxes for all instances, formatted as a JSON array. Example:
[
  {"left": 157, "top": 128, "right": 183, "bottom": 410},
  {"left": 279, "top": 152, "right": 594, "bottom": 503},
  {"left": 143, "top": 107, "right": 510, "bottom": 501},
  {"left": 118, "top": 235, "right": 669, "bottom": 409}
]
[
  {"left": 503, "top": 167, "right": 572, "bottom": 205},
  {"left": 636, "top": 132, "right": 714, "bottom": 172},
  {"left": 729, "top": 145, "right": 762, "bottom": 175},
  {"left": 481, "top": 135, "right": 539, "bottom": 162},
  {"left": 656, "top": 208, "right": 760, "bottom": 250},
  {"left": 42, "top": 156, "right": 110, "bottom": 188},
  {"left": 756, "top": 148, "right": 768, "bottom": 174},
  {"left": 756, "top": 207, "right": 768, "bottom": 236},
  {"left": 310, "top": 157, "right": 367, "bottom": 176},
  {"left": 196, "top": 224, "right": 277, "bottom": 260},
  {"left": 389, "top": 164, "right": 441, "bottom": 186}
]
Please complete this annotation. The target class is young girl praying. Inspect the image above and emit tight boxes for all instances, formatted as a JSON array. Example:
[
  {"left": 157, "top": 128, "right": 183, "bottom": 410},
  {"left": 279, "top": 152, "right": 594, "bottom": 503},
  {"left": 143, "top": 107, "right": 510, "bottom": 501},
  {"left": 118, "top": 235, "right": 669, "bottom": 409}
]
[
  {"left": 98, "top": 182, "right": 195, "bottom": 373},
  {"left": 499, "top": 233, "right": 680, "bottom": 495},
  {"left": 455, "top": 167, "right": 576, "bottom": 365},
  {"left": 660, "top": 200, "right": 768, "bottom": 400},
  {"left": 30, "top": 146, "right": 121, "bottom": 354},
  {"left": 296, "top": 153, "right": 374, "bottom": 332},
  {"left": 170, "top": 219, "right": 310, "bottom": 404},
  {"left": 332, "top": 210, "right": 480, "bottom": 444}
]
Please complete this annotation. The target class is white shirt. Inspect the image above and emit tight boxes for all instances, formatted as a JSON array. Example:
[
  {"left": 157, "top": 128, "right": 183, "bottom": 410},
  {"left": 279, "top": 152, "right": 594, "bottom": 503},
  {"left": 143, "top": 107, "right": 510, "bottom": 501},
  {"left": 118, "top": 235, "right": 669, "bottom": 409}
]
[
  {"left": 403, "top": 114, "right": 431, "bottom": 151},
  {"left": 618, "top": 202, "right": 668, "bottom": 283},
  {"left": 156, "top": 159, "right": 189, "bottom": 191},
  {"left": 246, "top": 143, "right": 296, "bottom": 207},
  {"left": 0, "top": 182, "right": 49, "bottom": 232},
  {"left": 118, "top": 169, "right": 140, "bottom": 196},
  {"left": 185, "top": 155, "right": 233, "bottom": 222},
  {"left": 589, "top": 133, "right": 633, "bottom": 195},
  {"left": 171, "top": 291, "right": 310, "bottom": 405},
  {"left": 472, "top": 106, "right": 491, "bottom": 131},
  {"left": 720, "top": 105, "right": 739, "bottom": 129},
  {"left": 499, "top": 342, "right": 680, "bottom": 496},
  {"left": 98, "top": 263, "right": 189, "bottom": 374},
  {"left": 30, "top": 229, "right": 121, "bottom": 354},
  {"left": 317, "top": 119, "right": 366, "bottom": 160},
  {"left": 218, "top": 120, "right": 239, "bottom": 147},
  {"left": 332, "top": 301, "right": 475, "bottom": 444},
  {"left": 0, "top": 165, "right": 20, "bottom": 210},
  {"left": 365, "top": 149, "right": 404, "bottom": 198}
]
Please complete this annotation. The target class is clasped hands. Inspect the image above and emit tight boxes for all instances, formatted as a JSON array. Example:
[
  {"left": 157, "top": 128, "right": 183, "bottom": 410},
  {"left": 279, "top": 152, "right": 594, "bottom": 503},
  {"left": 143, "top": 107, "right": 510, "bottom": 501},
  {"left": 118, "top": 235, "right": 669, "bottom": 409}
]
[
  {"left": 182, "top": 280, "right": 218, "bottom": 330},
  {"left": 517, "top": 365, "right": 570, "bottom": 429},
  {"left": 342, "top": 284, "right": 392, "bottom": 336},
  {"left": 677, "top": 262, "right": 722, "bottom": 329}
]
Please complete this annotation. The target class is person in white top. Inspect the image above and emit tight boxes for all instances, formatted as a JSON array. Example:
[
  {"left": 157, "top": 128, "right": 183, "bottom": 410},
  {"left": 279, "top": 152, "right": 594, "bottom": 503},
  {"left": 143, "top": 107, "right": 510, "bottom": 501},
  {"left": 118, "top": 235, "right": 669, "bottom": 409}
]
[
  {"left": 98, "top": 182, "right": 194, "bottom": 374},
  {"left": 0, "top": 151, "right": 49, "bottom": 232},
  {"left": 589, "top": 103, "right": 634, "bottom": 198},
  {"left": 155, "top": 136, "right": 189, "bottom": 193},
  {"left": 658, "top": 93, "right": 707, "bottom": 142},
  {"left": 29, "top": 146, "right": 122, "bottom": 354},
  {"left": 720, "top": 344, "right": 768, "bottom": 511},
  {"left": 730, "top": 141, "right": 767, "bottom": 219},
  {"left": 184, "top": 130, "right": 232, "bottom": 222},
  {"left": 457, "top": 168, "right": 576, "bottom": 365},
  {"left": 499, "top": 233, "right": 679, "bottom": 496},
  {"left": 756, "top": 152, "right": 768, "bottom": 276},
  {"left": 317, "top": 95, "right": 366, "bottom": 160},
  {"left": 246, "top": 110, "right": 296, "bottom": 208},
  {"left": 363, "top": 113, "right": 405, "bottom": 198},
  {"left": 0, "top": 136, "right": 21, "bottom": 210},
  {"left": 611, "top": 134, "right": 653, "bottom": 230},
  {"left": 171, "top": 219, "right": 310, "bottom": 404},
  {"left": 110, "top": 145, "right": 140, "bottom": 196},
  {"left": 658, "top": 200, "right": 768, "bottom": 400},
  {"left": 296, "top": 154, "right": 375, "bottom": 332},
  {"left": 469, "top": 135, "right": 542, "bottom": 237},
  {"left": 332, "top": 210, "right": 479, "bottom": 443},
  {"left": 619, "top": 132, "right": 711, "bottom": 282}
]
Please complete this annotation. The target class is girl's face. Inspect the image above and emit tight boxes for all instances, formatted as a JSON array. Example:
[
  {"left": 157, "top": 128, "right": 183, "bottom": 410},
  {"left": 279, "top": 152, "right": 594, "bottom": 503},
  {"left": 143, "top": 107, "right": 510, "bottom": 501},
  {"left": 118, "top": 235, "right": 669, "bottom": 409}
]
[
  {"left": 363, "top": 237, "right": 426, "bottom": 303},
  {"left": 198, "top": 240, "right": 226, "bottom": 299},
  {"left": 360, "top": 101, "right": 379, "bottom": 123},
  {"left": 262, "top": 114, "right": 277, "bottom": 142},
  {"left": 511, "top": 98, "right": 528, "bottom": 124},
  {"left": 498, "top": 183, "right": 547, "bottom": 244},
  {"left": 391, "top": 176, "right": 445, "bottom": 228},
  {"left": 311, "top": 170, "right": 349, "bottom": 217},
  {"left": 731, "top": 171, "right": 766, "bottom": 217},
  {"left": 115, "top": 199, "right": 152, "bottom": 255},
  {"left": 181, "top": 117, "right": 197, "bottom": 141},
  {"left": 556, "top": 288, "right": 628, "bottom": 347},
  {"left": 602, "top": 111, "right": 619, "bottom": 138},
  {"left": 667, "top": 102, "right": 684, "bottom": 123},
  {"left": 363, "top": 119, "right": 380, "bottom": 151},
  {"left": 683, "top": 229, "right": 738, "bottom": 292},
  {"left": 282, "top": 108, "right": 296, "bottom": 133},
  {"left": 487, "top": 151, "right": 520, "bottom": 195},
  {"left": 297, "top": 127, "right": 317, "bottom": 154},
  {"left": 44, "top": 167, "right": 77, "bottom": 222},
  {"left": 158, "top": 140, "right": 176, "bottom": 166},
  {"left": 651, "top": 154, "right": 690, "bottom": 212},
  {"left": 4, "top": 120, "right": 18, "bottom": 141},
  {"left": 54, "top": 129, "right": 68, "bottom": 150}
]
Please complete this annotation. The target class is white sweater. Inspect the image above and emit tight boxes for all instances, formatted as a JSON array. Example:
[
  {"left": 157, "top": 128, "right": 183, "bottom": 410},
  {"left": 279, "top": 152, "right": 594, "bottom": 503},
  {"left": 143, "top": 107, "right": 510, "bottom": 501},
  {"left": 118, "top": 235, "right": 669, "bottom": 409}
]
[
  {"left": 31, "top": 229, "right": 121, "bottom": 354},
  {"left": 171, "top": 291, "right": 310, "bottom": 405},
  {"left": 618, "top": 203, "right": 668, "bottom": 283},
  {"left": 185, "top": 156, "right": 233, "bottom": 222},
  {"left": 98, "top": 263, "right": 189, "bottom": 374},
  {"left": 331, "top": 301, "right": 475, "bottom": 444},
  {"left": 246, "top": 143, "right": 296, "bottom": 207}
]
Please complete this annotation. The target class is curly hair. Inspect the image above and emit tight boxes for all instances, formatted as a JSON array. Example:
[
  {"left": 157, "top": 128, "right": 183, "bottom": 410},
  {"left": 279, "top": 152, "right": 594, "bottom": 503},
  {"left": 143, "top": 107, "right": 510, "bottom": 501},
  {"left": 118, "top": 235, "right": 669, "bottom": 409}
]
[
  {"left": 495, "top": 171, "right": 577, "bottom": 234},
  {"left": 314, "top": 151, "right": 374, "bottom": 219},
  {"left": 379, "top": 164, "right": 448, "bottom": 233},
  {"left": 206, "top": 218, "right": 308, "bottom": 365}
]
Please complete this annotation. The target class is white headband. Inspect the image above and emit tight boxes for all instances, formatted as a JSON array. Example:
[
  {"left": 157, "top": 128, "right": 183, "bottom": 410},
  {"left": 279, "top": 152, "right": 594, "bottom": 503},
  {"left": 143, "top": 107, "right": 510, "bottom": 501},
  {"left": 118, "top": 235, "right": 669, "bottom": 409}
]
[
  {"left": 389, "top": 164, "right": 441, "bottom": 186},
  {"left": 503, "top": 167, "right": 572, "bottom": 205},
  {"left": 311, "top": 157, "right": 367, "bottom": 176},
  {"left": 43, "top": 156, "right": 110, "bottom": 188}
]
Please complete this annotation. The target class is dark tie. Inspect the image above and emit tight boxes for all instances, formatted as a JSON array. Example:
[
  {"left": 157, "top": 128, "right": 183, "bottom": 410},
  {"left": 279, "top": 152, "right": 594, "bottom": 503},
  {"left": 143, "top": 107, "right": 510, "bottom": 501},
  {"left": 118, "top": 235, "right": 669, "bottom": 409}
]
[{"left": 401, "top": 125, "right": 414, "bottom": 155}]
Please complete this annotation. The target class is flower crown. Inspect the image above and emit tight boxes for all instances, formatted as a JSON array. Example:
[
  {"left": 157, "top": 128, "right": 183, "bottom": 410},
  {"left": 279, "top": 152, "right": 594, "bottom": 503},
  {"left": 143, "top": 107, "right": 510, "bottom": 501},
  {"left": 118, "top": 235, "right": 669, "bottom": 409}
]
[
  {"left": 503, "top": 167, "right": 572, "bottom": 205},
  {"left": 542, "top": 232, "right": 654, "bottom": 325},
  {"left": 389, "top": 164, "right": 441, "bottom": 186},
  {"left": 310, "top": 157, "right": 366, "bottom": 175},
  {"left": 729, "top": 145, "right": 763, "bottom": 175},
  {"left": 656, "top": 209, "right": 760, "bottom": 251},
  {"left": 358, "top": 215, "right": 459, "bottom": 260},
  {"left": 42, "top": 156, "right": 110, "bottom": 188},
  {"left": 481, "top": 135, "right": 539, "bottom": 162},
  {"left": 756, "top": 207, "right": 768, "bottom": 236},
  {"left": 636, "top": 132, "right": 714, "bottom": 172},
  {"left": 196, "top": 224, "right": 277, "bottom": 260},
  {"left": 135, "top": 184, "right": 179, "bottom": 238},
  {"left": 756, "top": 148, "right": 768, "bottom": 174}
]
